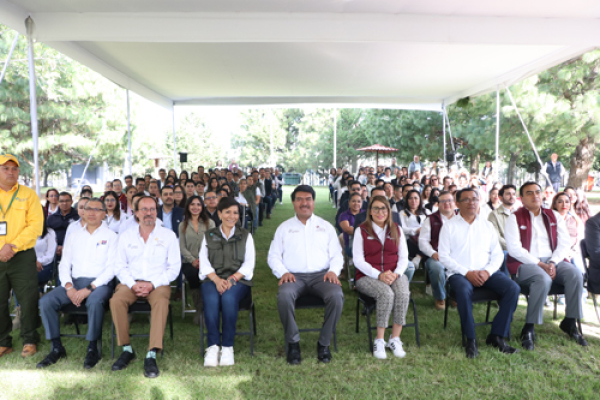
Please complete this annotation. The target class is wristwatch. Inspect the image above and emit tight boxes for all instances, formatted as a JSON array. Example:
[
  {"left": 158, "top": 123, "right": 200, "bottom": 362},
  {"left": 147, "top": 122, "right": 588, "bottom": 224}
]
[
  {"left": 228, "top": 277, "right": 237, "bottom": 286},
  {"left": 86, "top": 284, "right": 95, "bottom": 292}
]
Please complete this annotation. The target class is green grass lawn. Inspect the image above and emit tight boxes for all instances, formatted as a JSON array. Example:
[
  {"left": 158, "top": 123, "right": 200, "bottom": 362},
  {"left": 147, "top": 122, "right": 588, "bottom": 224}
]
[{"left": 2, "top": 186, "right": 600, "bottom": 400}]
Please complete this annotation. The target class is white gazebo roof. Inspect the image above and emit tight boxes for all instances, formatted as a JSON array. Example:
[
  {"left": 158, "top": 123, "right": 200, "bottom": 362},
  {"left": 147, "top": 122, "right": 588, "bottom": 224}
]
[{"left": 1, "top": 0, "right": 598, "bottom": 110}]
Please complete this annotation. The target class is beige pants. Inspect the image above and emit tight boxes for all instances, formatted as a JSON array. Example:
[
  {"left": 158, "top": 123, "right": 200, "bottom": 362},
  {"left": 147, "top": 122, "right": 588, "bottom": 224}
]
[{"left": 109, "top": 284, "right": 171, "bottom": 350}]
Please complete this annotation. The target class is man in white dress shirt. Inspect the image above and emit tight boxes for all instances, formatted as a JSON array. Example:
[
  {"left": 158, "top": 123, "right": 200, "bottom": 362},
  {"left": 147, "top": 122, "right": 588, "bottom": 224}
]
[
  {"left": 439, "top": 188, "right": 520, "bottom": 358},
  {"left": 110, "top": 196, "right": 181, "bottom": 378},
  {"left": 268, "top": 185, "right": 344, "bottom": 365},
  {"left": 37, "top": 198, "right": 116, "bottom": 369},
  {"left": 505, "top": 181, "right": 586, "bottom": 350}
]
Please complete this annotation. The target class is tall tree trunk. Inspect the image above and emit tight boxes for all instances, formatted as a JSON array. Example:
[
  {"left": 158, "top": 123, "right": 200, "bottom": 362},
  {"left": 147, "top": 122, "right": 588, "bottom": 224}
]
[
  {"left": 568, "top": 136, "right": 596, "bottom": 189},
  {"left": 43, "top": 170, "right": 49, "bottom": 188},
  {"left": 507, "top": 151, "right": 520, "bottom": 185},
  {"left": 470, "top": 153, "right": 481, "bottom": 175}
]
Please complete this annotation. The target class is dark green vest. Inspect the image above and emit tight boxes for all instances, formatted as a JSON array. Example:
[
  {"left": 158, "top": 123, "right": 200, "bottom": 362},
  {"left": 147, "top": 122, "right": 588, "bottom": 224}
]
[
  {"left": 242, "top": 187, "right": 257, "bottom": 212},
  {"left": 204, "top": 227, "right": 252, "bottom": 286}
]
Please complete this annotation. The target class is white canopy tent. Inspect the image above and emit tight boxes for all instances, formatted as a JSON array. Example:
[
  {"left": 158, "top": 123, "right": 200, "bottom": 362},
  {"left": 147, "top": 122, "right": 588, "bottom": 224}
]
[{"left": 1, "top": 0, "right": 599, "bottom": 193}]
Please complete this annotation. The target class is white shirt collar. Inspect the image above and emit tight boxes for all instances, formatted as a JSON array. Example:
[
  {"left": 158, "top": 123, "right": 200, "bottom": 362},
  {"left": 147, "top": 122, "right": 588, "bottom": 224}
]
[{"left": 219, "top": 225, "right": 236, "bottom": 240}]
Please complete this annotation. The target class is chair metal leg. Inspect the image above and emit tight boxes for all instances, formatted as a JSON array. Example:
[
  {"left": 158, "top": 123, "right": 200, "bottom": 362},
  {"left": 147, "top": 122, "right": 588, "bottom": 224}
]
[
  {"left": 365, "top": 308, "right": 373, "bottom": 353},
  {"left": 181, "top": 279, "right": 186, "bottom": 319},
  {"left": 74, "top": 319, "right": 81, "bottom": 336},
  {"left": 411, "top": 298, "right": 420, "bottom": 347},
  {"left": 249, "top": 307, "right": 254, "bottom": 356},
  {"left": 355, "top": 298, "right": 360, "bottom": 333},
  {"left": 444, "top": 298, "right": 449, "bottom": 329},
  {"left": 485, "top": 301, "right": 491, "bottom": 323},
  {"left": 252, "top": 303, "right": 257, "bottom": 336},
  {"left": 553, "top": 295, "right": 558, "bottom": 320}
]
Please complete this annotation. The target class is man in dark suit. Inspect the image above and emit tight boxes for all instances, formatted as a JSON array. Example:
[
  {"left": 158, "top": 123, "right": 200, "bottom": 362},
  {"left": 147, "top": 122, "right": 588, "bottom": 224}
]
[
  {"left": 585, "top": 212, "right": 600, "bottom": 295},
  {"left": 156, "top": 186, "right": 184, "bottom": 238}
]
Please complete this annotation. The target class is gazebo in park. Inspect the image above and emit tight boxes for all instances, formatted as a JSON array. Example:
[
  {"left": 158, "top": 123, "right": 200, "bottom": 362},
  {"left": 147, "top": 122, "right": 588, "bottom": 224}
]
[
  {"left": 357, "top": 144, "right": 398, "bottom": 169},
  {"left": 1, "top": 1, "right": 599, "bottom": 194}
]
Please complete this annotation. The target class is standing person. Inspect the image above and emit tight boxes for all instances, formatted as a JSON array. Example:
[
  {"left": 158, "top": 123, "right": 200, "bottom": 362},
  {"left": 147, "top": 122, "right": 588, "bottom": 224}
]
[
  {"left": 48, "top": 192, "right": 79, "bottom": 258},
  {"left": 110, "top": 196, "right": 181, "bottom": 378},
  {"left": 438, "top": 188, "right": 520, "bottom": 358},
  {"left": 200, "top": 197, "right": 255, "bottom": 367},
  {"left": 274, "top": 169, "right": 284, "bottom": 205},
  {"left": 179, "top": 196, "right": 215, "bottom": 324},
  {"left": 0, "top": 154, "right": 44, "bottom": 358},
  {"left": 37, "top": 198, "right": 116, "bottom": 370},
  {"left": 545, "top": 153, "right": 565, "bottom": 193},
  {"left": 419, "top": 191, "right": 456, "bottom": 310},
  {"left": 408, "top": 155, "right": 424, "bottom": 178},
  {"left": 488, "top": 185, "right": 518, "bottom": 275},
  {"left": 506, "top": 182, "right": 587, "bottom": 350},
  {"left": 158, "top": 168, "right": 167, "bottom": 189},
  {"left": 352, "top": 196, "right": 410, "bottom": 359},
  {"left": 44, "top": 189, "right": 60, "bottom": 216},
  {"left": 268, "top": 185, "right": 344, "bottom": 365},
  {"left": 103, "top": 191, "right": 122, "bottom": 233}
]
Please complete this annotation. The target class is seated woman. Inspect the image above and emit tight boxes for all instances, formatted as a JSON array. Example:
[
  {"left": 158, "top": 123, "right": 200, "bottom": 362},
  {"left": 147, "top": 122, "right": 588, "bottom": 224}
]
[
  {"left": 487, "top": 187, "right": 501, "bottom": 211},
  {"left": 421, "top": 185, "right": 432, "bottom": 207},
  {"left": 122, "top": 185, "right": 138, "bottom": 219},
  {"left": 400, "top": 189, "right": 431, "bottom": 266},
  {"left": 353, "top": 196, "right": 410, "bottom": 359},
  {"left": 199, "top": 197, "right": 255, "bottom": 367},
  {"left": 35, "top": 214, "right": 57, "bottom": 289},
  {"left": 552, "top": 192, "right": 585, "bottom": 275},
  {"left": 173, "top": 184, "right": 187, "bottom": 208},
  {"left": 180, "top": 196, "right": 216, "bottom": 324},
  {"left": 103, "top": 191, "right": 122, "bottom": 233},
  {"left": 338, "top": 193, "right": 364, "bottom": 257}
]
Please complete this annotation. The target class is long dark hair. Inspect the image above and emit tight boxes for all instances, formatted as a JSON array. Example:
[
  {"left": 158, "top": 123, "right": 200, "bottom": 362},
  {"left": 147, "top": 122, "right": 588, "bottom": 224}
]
[
  {"left": 172, "top": 184, "right": 187, "bottom": 208},
  {"left": 182, "top": 195, "right": 210, "bottom": 232},
  {"left": 103, "top": 190, "right": 121, "bottom": 221},
  {"left": 208, "top": 177, "right": 220, "bottom": 191},
  {"left": 41, "top": 211, "right": 49, "bottom": 239},
  {"left": 404, "top": 189, "right": 427, "bottom": 217}
]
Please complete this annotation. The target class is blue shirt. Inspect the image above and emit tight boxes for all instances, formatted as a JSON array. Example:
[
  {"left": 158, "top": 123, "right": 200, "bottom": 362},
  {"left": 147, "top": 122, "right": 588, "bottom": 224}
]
[{"left": 162, "top": 209, "right": 173, "bottom": 232}]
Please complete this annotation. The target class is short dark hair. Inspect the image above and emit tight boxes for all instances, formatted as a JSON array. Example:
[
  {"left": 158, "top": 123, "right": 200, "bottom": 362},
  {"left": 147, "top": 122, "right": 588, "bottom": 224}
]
[
  {"left": 132, "top": 192, "right": 146, "bottom": 201},
  {"left": 185, "top": 179, "right": 195, "bottom": 186},
  {"left": 371, "top": 187, "right": 386, "bottom": 196},
  {"left": 136, "top": 177, "right": 145, "bottom": 184},
  {"left": 519, "top": 181, "right": 542, "bottom": 197},
  {"left": 59, "top": 191, "right": 72, "bottom": 200},
  {"left": 402, "top": 184, "right": 413, "bottom": 192},
  {"left": 350, "top": 181, "right": 361, "bottom": 189},
  {"left": 124, "top": 175, "right": 133, "bottom": 181},
  {"left": 160, "top": 185, "right": 174, "bottom": 195},
  {"left": 456, "top": 188, "right": 478, "bottom": 203},
  {"left": 291, "top": 185, "right": 316, "bottom": 201},
  {"left": 499, "top": 184, "right": 517, "bottom": 197},
  {"left": 112, "top": 178, "right": 122, "bottom": 184},
  {"left": 217, "top": 196, "right": 240, "bottom": 212},
  {"left": 158, "top": 168, "right": 166, "bottom": 173}
]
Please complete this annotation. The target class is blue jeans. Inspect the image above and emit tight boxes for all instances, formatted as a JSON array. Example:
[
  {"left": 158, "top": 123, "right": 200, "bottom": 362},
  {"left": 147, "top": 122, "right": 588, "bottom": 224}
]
[
  {"left": 424, "top": 258, "right": 446, "bottom": 300},
  {"left": 202, "top": 281, "right": 250, "bottom": 347},
  {"left": 499, "top": 251, "right": 509, "bottom": 276},
  {"left": 253, "top": 206, "right": 259, "bottom": 229},
  {"left": 405, "top": 262, "right": 415, "bottom": 282}
]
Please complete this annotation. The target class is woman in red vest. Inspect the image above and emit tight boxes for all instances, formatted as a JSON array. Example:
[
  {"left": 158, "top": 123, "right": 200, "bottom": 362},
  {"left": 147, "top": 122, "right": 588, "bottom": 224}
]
[{"left": 352, "top": 196, "right": 410, "bottom": 360}]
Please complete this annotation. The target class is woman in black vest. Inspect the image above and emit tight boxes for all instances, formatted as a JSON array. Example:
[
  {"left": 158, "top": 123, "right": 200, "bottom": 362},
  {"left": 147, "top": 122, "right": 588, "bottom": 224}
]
[{"left": 199, "top": 197, "right": 255, "bottom": 367}]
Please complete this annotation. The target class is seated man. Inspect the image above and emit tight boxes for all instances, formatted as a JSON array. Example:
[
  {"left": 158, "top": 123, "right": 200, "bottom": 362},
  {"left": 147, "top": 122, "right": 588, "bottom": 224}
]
[
  {"left": 418, "top": 191, "right": 456, "bottom": 310},
  {"left": 439, "top": 188, "right": 520, "bottom": 358},
  {"left": 110, "top": 196, "right": 181, "bottom": 378},
  {"left": 506, "top": 181, "right": 587, "bottom": 350},
  {"left": 37, "top": 198, "right": 116, "bottom": 369},
  {"left": 268, "top": 185, "right": 344, "bottom": 365},
  {"left": 488, "top": 184, "right": 517, "bottom": 275}
]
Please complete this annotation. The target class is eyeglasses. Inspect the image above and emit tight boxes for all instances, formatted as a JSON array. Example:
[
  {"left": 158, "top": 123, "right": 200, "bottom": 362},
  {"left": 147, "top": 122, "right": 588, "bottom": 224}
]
[
  {"left": 439, "top": 200, "right": 454, "bottom": 205},
  {"left": 104, "top": 198, "right": 116, "bottom": 203},
  {"left": 139, "top": 208, "right": 157, "bottom": 213},
  {"left": 371, "top": 207, "right": 388, "bottom": 214},
  {"left": 85, "top": 207, "right": 104, "bottom": 213},
  {"left": 47, "top": 194, "right": 58, "bottom": 198},
  {"left": 58, "top": 200, "right": 72, "bottom": 203},
  {"left": 205, "top": 196, "right": 218, "bottom": 201}
]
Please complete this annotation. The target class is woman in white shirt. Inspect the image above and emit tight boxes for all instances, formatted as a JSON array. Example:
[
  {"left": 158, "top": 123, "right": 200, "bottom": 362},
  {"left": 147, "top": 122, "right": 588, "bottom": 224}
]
[
  {"left": 352, "top": 196, "right": 410, "bottom": 359},
  {"left": 35, "top": 216, "right": 57, "bottom": 289},
  {"left": 122, "top": 185, "right": 137, "bottom": 219},
  {"left": 400, "top": 189, "right": 431, "bottom": 266},
  {"left": 103, "top": 191, "right": 122, "bottom": 233},
  {"left": 44, "top": 188, "right": 60, "bottom": 216}
]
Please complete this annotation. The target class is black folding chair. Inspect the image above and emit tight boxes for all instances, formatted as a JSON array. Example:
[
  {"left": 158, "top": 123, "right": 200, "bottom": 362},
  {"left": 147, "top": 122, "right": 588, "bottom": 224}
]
[
  {"left": 199, "top": 289, "right": 256, "bottom": 355},
  {"left": 443, "top": 281, "right": 502, "bottom": 346},
  {"left": 110, "top": 301, "right": 173, "bottom": 358},
  {"left": 60, "top": 302, "right": 104, "bottom": 356},
  {"left": 355, "top": 291, "right": 420, "bottom": 352},
  {"left": 581, "top": 240, "right": 600, "bottom": 323},
  {"left": 292, "top": 295, "right": 338, "bottom": 352}
]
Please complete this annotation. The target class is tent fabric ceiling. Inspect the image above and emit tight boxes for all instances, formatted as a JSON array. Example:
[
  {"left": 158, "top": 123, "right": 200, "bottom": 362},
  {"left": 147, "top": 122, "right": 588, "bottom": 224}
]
[{"left": 1, "top": 0, "right": 599, "bottom": 110}]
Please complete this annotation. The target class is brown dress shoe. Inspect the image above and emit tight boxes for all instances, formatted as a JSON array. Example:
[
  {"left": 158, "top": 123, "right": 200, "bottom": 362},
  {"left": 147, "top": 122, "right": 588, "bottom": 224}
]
[
  {"left": 21, "top": 344, "right": 37, "bottom": 358},
  {"left": 435, "top": 300, "right": 446, "bottom": 310},
  {"left": 0, "top": 346, "right": 13, "bottom": 358}
]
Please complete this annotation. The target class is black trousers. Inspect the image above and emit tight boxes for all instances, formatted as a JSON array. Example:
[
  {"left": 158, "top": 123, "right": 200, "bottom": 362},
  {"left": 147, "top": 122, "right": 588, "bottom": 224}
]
[{"left": 182, "top": 263, "right": 201, "bottom": 289}]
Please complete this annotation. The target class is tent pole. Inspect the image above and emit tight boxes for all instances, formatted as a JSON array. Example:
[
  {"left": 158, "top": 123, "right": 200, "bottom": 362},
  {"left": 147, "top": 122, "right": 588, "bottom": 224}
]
[
  {"left": 25, "top": 17, "right": 40, "bottom": 196},
  {"left": 442, "top": 102, "right": 447, "bottom": 171},
  {"left": 333, "top": 109, "right": 337, "bottom": 168},
  {"left": 126, "top": 89, "right": 132, "bottom": 176},
  {"left": 172, "top": 105, "right": 177, "bottom": 170},
  {"left": 505, "top": 86, "right": 551, "bottom": 186},
  {"left": 0, "top": 33, "right": 19, "bottom": 87},
  {"left": 495, "top": 85, "right": 500, "bottom": 180}
]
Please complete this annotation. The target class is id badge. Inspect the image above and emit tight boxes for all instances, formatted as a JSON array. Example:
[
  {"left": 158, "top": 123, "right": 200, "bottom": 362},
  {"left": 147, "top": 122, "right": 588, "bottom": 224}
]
[{"left": 0, "top": 221, "right": 6, "bottom": 236}]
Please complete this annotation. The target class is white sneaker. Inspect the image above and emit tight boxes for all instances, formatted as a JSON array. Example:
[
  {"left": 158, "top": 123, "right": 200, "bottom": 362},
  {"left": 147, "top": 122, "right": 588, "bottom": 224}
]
[
  {"left": 373, "top": 339, "right": 387, "bottom": 359},
  {"left": 219, "top": 346, "right": 235, "bottom": 366},
  {"left": 387, "top": 337, "right": 406, "bottom": 358},
  {"left": 425, "top": 285, "right": 433, "bottom": 297},
  {"left": 412, "top": 256, "right": 422, "bottom": 268},
  {"left": 204, "top": 345, "right": 220, "bottom": 367}
]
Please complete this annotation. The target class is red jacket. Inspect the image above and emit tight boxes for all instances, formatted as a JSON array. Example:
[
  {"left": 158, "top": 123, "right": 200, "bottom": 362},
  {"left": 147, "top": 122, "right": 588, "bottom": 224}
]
[
  {"left": 356, "top": 223, "right": 401, "bottom": 282},
  {"left": 506, "top": 207, "right": 558, "bottom": 275}
]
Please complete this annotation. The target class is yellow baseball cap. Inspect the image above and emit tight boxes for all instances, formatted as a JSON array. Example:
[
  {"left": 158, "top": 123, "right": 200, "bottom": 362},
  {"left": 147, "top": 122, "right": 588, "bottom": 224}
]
[{"left": 0, "top": 154, "right": 20, "bottom": 167}]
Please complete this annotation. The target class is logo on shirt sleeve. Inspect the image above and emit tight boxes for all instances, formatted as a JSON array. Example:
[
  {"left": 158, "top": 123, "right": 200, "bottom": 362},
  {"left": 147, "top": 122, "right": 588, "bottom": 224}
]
[{"left": 520, "top": 225, "right": 527, "bottom": 230}]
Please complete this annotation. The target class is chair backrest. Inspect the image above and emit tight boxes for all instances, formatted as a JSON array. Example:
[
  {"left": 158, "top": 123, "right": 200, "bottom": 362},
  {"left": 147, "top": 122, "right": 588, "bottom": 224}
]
[{"left": 580, "top": 239, "right": 590, "bottom": 275}]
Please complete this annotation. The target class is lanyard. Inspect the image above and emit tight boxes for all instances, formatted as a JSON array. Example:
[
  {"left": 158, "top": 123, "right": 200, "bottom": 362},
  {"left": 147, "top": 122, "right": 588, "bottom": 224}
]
[{"left": 0, "top": 185, "right": 19, "bottom": 219}]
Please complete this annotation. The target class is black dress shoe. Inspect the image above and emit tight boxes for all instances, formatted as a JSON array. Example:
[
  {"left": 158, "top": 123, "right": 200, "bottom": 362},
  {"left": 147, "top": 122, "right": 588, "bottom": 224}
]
[
  {"left": 520, "top": 331, "right": 535, "bottom": 351},
  {"left": 286, "top": 342, "right": 301, "bottom": 365},
  {"left": 143, "top": 357, "right": 160, "bottom": 378},
  {"left": 317, "top": 343, "right": 332, "bottom": 363},
  {"left": 36, "top": 347, "right": 67, "bottom": 368},
  {"left": 111, "top": 350, "right": 136, "bottom": 371},
  {"left": 559, "top": 319, "right": 588, "bottom": 346},
  {"left": 83, "top": 348, "right": 100, "bottom": 369},
  {"left": 486, "top": 334, "right": 519, "bottom": 354},
  {"left": 465, "top": 339, "right": 479, "bottom": 359}
]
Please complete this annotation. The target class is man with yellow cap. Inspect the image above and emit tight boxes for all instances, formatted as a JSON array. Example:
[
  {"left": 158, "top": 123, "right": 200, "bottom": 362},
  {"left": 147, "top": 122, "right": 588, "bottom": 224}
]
[{"left": 0, "top": 154, "right": 44, "bottom": 358}]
